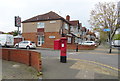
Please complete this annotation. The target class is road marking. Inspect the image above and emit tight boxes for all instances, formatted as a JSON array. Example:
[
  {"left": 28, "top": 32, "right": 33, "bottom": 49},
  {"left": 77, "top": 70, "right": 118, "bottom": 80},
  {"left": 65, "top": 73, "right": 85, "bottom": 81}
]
[
  {"left": 71, "top": 51, "right": 119, "bottom": 55},
  {"left": 95, "top": 48, "right": 118, "bottom": 51},
  {"left": 41, "top": 57, "right": 120, "bottom": 72},
  {"left": 67, "top": 58, "right": 120, "bottom": 72}
]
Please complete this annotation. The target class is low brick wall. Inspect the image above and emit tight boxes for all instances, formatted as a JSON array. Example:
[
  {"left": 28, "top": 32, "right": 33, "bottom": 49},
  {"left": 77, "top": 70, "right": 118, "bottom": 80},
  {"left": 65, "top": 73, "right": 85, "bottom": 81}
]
[
  {"left": 0, "top": 48, "right": 42, "bottom": 72},
  {"left": 42, "top": 43, "right": 96, "bottom": 50},
  {"left": 67, "top": 44, "right": 96, "bottom": 50}
]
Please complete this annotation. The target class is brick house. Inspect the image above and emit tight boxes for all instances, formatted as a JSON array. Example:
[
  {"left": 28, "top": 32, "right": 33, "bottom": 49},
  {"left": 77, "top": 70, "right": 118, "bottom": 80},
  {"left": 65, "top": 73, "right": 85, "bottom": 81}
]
[
  {"left": 22, "top": 11, "right": 96, "bottom": 50},
  {"left": 86, "top": 31, "right": 96, "bottom": 41},
  {"left": 22, "top": 11, "right": 72, "bottom": 48}
]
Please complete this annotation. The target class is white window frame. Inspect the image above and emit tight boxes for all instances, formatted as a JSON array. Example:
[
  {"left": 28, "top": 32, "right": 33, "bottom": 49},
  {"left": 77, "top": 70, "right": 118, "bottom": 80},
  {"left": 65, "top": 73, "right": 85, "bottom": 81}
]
[
  {"left": 75, "top": 37, "right": 78, "bottom": 43},
  {"left": 50, "top": 21, "right": 56, "bottom": 23},
  {"left": 37, "top": 22, "right": 45, "bottom": 28},
  {"left": 67, "top": 37, "right": 71, "bottom": 43},
  {"left": 64, "top": 23, "right": 69, "bottom": 30}
]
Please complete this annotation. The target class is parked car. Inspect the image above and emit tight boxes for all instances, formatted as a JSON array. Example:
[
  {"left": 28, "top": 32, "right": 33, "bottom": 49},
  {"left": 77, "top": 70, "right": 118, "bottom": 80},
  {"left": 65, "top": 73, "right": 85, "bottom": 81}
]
[
  {"left": 0, "top": 34, "right": 14, "bottom": 47},
  {"left": 14, "top": 41, "right": 36, "bottom": 49},
  {"left": 112, "top": 40, "right": 120, "bottom": 47},
  {"left": 79, "top": 41, "right": 97, "bottom": 46}
]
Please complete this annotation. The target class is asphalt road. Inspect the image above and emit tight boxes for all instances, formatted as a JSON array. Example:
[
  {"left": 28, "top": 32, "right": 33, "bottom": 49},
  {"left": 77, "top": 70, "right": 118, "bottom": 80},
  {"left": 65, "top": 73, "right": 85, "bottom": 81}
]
[
  {"left": 32, "top": 46, "right": 119, "bottom": 70},
  {"left": 2, "top": 45, "right": 119, "bottom": 71},
  {"left": 1, "top": 46, "right": 119, "bottom": 79}
]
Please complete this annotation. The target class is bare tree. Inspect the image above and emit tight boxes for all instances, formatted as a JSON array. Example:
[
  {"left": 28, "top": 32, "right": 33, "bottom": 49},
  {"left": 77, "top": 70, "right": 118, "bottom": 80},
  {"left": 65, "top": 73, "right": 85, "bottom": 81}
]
[
  {"left": 88, "top": 2, "right": 118, "bottom": 53},
  {"left": 89, "top": 2, "right": 118, "bottom": 40}
]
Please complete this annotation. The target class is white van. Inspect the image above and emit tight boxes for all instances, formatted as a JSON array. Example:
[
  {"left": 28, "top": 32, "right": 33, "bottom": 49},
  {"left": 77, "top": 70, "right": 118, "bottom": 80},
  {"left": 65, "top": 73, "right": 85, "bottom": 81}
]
[
  {"left": 0, "top": 34, "right": 14, "bottom": 47},
  {"left": 112, "top": 40, "right": 120, "bottom": 47}
]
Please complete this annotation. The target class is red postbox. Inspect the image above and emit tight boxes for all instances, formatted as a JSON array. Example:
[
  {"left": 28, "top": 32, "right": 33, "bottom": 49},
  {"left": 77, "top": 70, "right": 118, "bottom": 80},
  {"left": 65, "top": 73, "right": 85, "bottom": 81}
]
[
  {"left": 54, "top": 37, "right": 67, "bottom": 63},
  {"left": 60, "top": 37, "right": 67, "bottom": 63},
  {"left": 54, "top": 39, "right": 61, "bottom": 50}
]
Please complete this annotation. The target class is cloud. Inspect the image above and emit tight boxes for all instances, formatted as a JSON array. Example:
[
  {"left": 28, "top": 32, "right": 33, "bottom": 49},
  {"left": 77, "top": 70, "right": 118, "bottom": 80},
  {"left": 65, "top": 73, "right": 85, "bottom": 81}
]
[
  {"left": 0, "top": 0, "right": 117, "bottom": 32},
  {"left": 0, "top": 0, "right": 26, "bottom": 8}
]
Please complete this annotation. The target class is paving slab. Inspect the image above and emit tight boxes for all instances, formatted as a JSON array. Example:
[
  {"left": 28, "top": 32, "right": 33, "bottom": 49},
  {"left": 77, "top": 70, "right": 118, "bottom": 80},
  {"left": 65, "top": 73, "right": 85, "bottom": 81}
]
[{"left": 2, "top": 60, "right": 40, "bottom": 79}]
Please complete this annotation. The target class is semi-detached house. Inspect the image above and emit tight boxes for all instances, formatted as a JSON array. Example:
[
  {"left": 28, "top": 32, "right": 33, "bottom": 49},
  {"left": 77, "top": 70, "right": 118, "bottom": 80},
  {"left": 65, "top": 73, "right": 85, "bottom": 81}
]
[
  {"left": 22, "top": 11, "right": 96, "bottom": 50},
  {"left": 22, "top": 11, "right": 73, "bottom": 48}
]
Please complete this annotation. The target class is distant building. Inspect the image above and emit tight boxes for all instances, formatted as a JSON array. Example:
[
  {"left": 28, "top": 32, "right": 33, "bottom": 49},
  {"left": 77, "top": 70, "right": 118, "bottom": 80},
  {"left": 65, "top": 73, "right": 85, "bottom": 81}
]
[{"left": 0, "top": 31, "right": 4, "bottom": 34}]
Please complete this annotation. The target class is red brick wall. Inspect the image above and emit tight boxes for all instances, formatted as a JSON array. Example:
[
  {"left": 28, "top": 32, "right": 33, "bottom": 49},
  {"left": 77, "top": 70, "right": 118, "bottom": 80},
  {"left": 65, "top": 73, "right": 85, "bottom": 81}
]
[
  {"left": 2, "top": 49, "right": 10, "bottom": 60},
  {"left": 42, "top": 32, "right": 61, "bottom": 48},
  {"left": 67, "top": 44, "right": 96, "bottom": 50},
  {"left": 10, "top": 49, "right": 30, "bottom": 65},
  {"left": 22, "top": 32, "right": 37, "bottom": 44},
  {"left": 1, "top": 48, "right": 42, "bottom": 72},
  {"left": 22, "top": 32, "right": 95, "bottom": 50},
  {"left": 31, "top": 51, "right": 42, "bottom": 72},
  {"left": 14, "top": 38, "right": 23, "bottom": 45}
]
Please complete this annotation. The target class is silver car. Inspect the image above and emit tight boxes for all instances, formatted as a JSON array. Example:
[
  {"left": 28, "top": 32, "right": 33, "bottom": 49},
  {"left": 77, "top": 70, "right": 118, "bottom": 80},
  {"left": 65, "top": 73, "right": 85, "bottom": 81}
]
[
  {"left": 14, "top": 41, "right": 36, "bottom": 49},
  {"left": 79, "top": 41, "right": 97, "bottom": 46},
  {"left": 112, "top": 40, "right": 120, "bottom": 47}
]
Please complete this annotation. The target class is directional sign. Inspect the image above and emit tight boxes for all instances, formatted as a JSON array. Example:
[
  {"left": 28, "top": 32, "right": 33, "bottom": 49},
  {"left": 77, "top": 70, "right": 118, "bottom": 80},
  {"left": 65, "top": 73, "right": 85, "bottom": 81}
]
[{"left": 103, "top": 29, "right": 111, "bottom": 32}]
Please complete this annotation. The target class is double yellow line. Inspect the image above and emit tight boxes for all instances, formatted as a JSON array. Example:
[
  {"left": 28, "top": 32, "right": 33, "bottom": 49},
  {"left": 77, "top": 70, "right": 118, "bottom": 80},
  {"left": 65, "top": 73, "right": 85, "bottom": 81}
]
[{"left": 68, "top": 58, "right": 120, "bottom": 72}]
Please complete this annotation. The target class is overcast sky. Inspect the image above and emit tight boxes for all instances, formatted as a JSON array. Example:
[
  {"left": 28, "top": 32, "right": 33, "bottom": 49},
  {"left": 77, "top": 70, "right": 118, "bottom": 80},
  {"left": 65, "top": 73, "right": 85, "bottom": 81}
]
[{"left": 0, "top": 0, "right": 119, "bottom": 33}]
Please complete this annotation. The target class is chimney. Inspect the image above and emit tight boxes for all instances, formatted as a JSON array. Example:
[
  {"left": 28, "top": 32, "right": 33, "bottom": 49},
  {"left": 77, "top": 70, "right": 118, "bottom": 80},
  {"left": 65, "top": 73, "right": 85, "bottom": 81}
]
[{"left": 66, "top": 15, "right": 70, "bottom": 21}]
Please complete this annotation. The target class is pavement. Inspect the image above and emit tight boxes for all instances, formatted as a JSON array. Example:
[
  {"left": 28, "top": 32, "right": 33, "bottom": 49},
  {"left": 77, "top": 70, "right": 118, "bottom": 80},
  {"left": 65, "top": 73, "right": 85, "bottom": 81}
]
[
  {"left": 2, "top": 58, "right": 119, "bottom": 79},
  {"left": 42, "top": 57, "right": 119, "bottom": 79},
  {"left": 1, "top": 45, "right": 120, "bottom": 80},
  {"left": 2, "top": 60, "right": 41, "bottom": 79}
]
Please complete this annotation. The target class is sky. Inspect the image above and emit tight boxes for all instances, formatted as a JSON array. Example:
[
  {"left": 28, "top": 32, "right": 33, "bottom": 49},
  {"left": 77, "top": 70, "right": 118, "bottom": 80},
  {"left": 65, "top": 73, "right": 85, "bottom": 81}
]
[{"left": 0, "top": 0, "right": 119, "bottom": 33}]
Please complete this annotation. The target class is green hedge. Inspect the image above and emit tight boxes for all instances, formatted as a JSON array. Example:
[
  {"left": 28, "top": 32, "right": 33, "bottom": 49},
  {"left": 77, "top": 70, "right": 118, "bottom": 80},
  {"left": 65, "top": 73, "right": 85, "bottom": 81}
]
[{"left": 113, "top": 34, "right": 120, "bottom": 40}]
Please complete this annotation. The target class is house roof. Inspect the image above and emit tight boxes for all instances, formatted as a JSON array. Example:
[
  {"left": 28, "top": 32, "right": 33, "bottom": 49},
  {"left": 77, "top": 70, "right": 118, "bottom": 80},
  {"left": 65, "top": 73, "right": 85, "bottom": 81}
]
[
  {"left": 69, "top": 20, "right": 79, "bottom": 26},
  {"left": 22, "top": 11, "right": 71, "bottom": 25},
  {"left": 86, "top": 31, "right": 96, "bottom": 37},
  {"left": 0, "top": 31, "right": 4, "bottom": 34}
]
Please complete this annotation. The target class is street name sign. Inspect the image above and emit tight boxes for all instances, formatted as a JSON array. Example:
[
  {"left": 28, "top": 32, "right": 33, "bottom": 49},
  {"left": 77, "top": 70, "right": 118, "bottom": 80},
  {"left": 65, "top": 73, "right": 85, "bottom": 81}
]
[{"left": 103, "top": 29, "right": 110, "bottom": 32}]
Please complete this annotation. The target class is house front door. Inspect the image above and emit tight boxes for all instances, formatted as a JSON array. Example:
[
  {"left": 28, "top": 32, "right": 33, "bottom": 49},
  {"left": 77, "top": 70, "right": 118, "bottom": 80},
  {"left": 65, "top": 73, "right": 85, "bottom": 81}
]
[{"left": 37, "top": 35, "right": 44, "bottom": 46}]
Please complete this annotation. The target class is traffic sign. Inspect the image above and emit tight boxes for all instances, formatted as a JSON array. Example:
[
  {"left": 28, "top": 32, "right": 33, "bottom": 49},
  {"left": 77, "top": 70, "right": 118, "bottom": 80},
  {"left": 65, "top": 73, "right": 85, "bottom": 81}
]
[{"left": 103, "top": 29, "right": 110, "bottom": 32}]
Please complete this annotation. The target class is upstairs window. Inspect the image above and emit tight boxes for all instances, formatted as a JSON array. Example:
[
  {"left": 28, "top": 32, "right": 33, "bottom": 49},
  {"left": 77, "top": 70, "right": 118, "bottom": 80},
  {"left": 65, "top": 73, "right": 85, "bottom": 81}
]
[
  {"left": 37, "top": 22, "right": 45, "bottom": 28},
  {"left": 70, "top": 26, "right": 74, "bottom": 32},
  {"left": 64, "top": 24, "right": 69, "bottom": 30},
  {"left": 74, "top": 37, "right": 78, "bottom": 43},
  {"left": 67, "top": 37, "right": 71, "bottom": 43}
]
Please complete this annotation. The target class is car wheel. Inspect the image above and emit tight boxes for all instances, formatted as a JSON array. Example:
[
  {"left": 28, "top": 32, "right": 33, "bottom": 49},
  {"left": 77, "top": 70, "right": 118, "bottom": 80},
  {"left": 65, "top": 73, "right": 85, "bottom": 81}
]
[
  {"left": 15, "top": 45, "right": 18, "bottom": 49},
  {"left": 26, "top": 46, "right": 30, "bottom": 50}
]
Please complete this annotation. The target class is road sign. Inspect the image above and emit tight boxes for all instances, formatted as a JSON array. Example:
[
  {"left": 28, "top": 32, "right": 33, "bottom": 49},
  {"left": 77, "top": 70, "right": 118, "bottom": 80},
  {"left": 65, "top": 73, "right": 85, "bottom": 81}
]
[
  {"left": 15, "top": 16, "right": 21, "bottom": 27},
  {"left": 103, "top": 29, "right": 110, "bottom": 32}
]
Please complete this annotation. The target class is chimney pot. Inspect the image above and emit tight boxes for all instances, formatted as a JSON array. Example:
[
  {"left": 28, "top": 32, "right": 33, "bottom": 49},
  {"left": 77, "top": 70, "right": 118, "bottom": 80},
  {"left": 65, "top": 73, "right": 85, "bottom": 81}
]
[{"left": 66, "top": 15, "right": 70, "bottom": 21}]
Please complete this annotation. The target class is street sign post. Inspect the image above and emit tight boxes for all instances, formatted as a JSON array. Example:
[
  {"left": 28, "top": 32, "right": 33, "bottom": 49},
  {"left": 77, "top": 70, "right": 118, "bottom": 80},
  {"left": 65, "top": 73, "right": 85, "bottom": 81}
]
[
  {"left": 15, "top": 16, "right": 21, "bottom": 27},
  {"left": 103, "top": 28, "right": 112, "bottom": 53}
]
